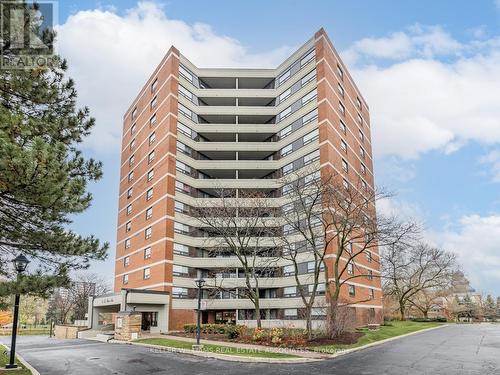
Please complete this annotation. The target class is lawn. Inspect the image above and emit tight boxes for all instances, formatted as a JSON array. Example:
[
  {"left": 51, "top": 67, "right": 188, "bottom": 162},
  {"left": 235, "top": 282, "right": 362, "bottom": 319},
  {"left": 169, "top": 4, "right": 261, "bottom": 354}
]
[
  {"left": 134, "top": 338, "right": 300, "bottom": 359},
  {"left": 310, "top": 321, "right": 443, "bottom": 351},
  {"left": 0, "top": 345, "right": 32, "bottom": 375}
]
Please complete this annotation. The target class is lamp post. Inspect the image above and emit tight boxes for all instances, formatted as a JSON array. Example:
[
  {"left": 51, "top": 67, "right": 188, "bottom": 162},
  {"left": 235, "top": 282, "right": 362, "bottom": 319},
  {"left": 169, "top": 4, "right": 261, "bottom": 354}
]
[
  {"left": 194, "top": 278, "right": 205, "bottom": 346},
  {"left": 6, "top": 254, "right": 30, "bottom": 370}
]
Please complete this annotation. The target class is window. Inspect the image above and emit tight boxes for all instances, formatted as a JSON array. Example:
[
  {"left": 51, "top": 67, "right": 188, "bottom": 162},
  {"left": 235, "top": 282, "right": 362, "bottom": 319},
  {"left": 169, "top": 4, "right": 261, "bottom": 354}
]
[
  {"left": 348, "top": 284, "right": 356, "bottom": 296},
  {"left": 284, "top": 308, "right": 297, "bottom": 318},
  {"left": 150, "top": 114, "right": 157, "bottom": 127},
  {"left": 130, "top": 138, "right": 136, "bottom": 150},
  {"left": 127, "top": 188, "right": 133, "bottom": 199},
  {"left": 130, "top": 123, "right": 136, "bottom": 135},
  {"left": 337, "top": 64, "right": 343, "bottom": 80},
  {"left": 279, "top": 125, "right": 292, "bottom": 138},
  {"left": 143, "top": 267, "right": 151, "bottom": 280},
  {"left": 175, "top": 181, "right": 191, "bottom": 195},
  {"left": 356, "top": 97, "right": 362, "bottom": 110},
  {"left": 338, "top": 83, "right": 344, "bottom": 97},
  {"left": 174, "top": 222, "right": 190, "bottom": 234},
  {"left": 144, "top": 247, "right": 152, "bottom": 259},
  {"left": 173, "top": 243, "right": 189, "bottom": 255},
  {"left": 280, "top": 144, "right": 293, "bottom": 158},
  {"left": 359, "top": 130, "right": 364, "bottom": 142},
  {"left": 151, "top": 78, "right": 158, "bottom": 93},
  {"left": 340, "top": 139, "right": 347, "bottom": 153},
  {"left": 177, "top": 141, "right": 191, "bottom": 155},
  {"left": 124, "top": 256, "right": 130, "bottom": 267},
  {"left": 179, "top": 85, "right": 193, "bottom": 101},
  {"left": 173, "top": 265, "right": 188, "bottom": 276},
  {"left": 309, "top": 283, "right": 325, "bottom": 295},
  {"left": 340, "top": 119, "right": 347, "bottom": 134},
  {"left": 125, "top": 221, "right": 131, "bottom": 232},
  {"left": 282, "top": 162, "right": 294, "bottom": 175},
  {"left": 149, "top": 132, "right": 156, "bottom": 145},
  {"left": 303, "top": 129, "right": 319, "bottom": 145},
  {"left": 145, "top": 226, "right": 152, "bottom": 239},
  {"left": 342, "top": 158, "right": 349, "bottom": 173},
  {"left": 131, "top": 107, "right": 137, "bottom": 119},
  {"left": 301, "top": 89, "right": 317, "bottom": 105},
  {"left": 177, "top": 122, "right": 192, "bottom": 137},
  {"left": 339, "top": 102, "right": 345, "bottom": 115},
  {"left": 283, "top": 286, "right": 296, "bottom": 297},
  {"left": 127, "top": 171, "right": 134, "bottom": 182},
  {"left": 146, "top": 188, "right": 153, "bottom": 201},
  {"left": 305, "top": 170, "right": 320, "bottom": 184},
  {"left": 279, "top": 88, "right": 291, "bottom": 102},
  {"left": 342, "top": 178, "right": 349, "bottom": 190},
  {"left": 301, "top": 69, "right": 316, "bottom": 85},
  {"left": 346, "top": 241, "right": 353, "bottom": 253},
  {"left": 360, "top": 163, "right": 366, "bottom": 175},
  {"left": 361, "top": 180, "right": 368, "bottom": 191},
  {"left": 283, "top": 265, "right": 295, "bottom": 276},
  {"left": 347, "top": 262, "right": 354, "bottom": 275},
  {"left": 278, "top": 106, "right": 291, "bottom": 121},
  {"left": 178, "top": 103, "right": 192, "bottom": 118},
  {"left": 179, "top": 65, "right": 193, "bottom": 82},
  {"left": 367, "top": 270, "right": 373, "bottom": 280},
  {"left": 151, "top": 96, "right": 157, "bottom": 109},
  {"left": 147, "top": 169, "right": 154, "bottom": 182},
  {"left": 123, "top": 274, "right": 128, "bottom": 284},
  {"left": 148, "top": 150, "right": 155, "bottom": 164},
  {"left": 129, "top": 155, "right": 135, "bottom": 167},
  {"left": 360, "top": 147, "right": 365, "bottom": 159},
  {"left": 146, "top": 207, "right": 153, "bottom": 220},
  {"left": 300, "top": 49, "right": 315, "bottom": 65},
  {"left": 172, "top": 287, "right": 188, "bottom": 298},
  {"left": 304, "top": 150, "right": 320, "bottom": 165},
  {"left": 303, "top": 109, "right": 318, "bottom": 125},
  {"left": 357, "top": 113, "right": 363, "bottom": 126},
  {"left": 125, "top": 238, "right": 131, "bottom": 249},
  {"left": 366, "top": 251, "right": 372, "bottom": 262},
  {"left": 126, "top": 204, "right": 132, "bottom": 215},
  {"left": 176, "top": 161, "right": 191, "bottom": 175},
  {"left": 277, "top": 69, "right": 290, "bottom": 85},
  {"left": 369, "top": 288, "right": 375, "bottom": 299},
  {"left": 307, "top": 261, "right": 323, "bottom": 273},
  {"left": 175, "top": 201, "right": 186, "bottom": 213}
]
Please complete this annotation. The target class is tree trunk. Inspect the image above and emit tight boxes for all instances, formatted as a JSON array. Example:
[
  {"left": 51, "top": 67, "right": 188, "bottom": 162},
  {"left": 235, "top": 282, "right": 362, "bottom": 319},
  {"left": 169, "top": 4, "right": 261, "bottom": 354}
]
[
  {"left": 254, "top": 298, "right": 261, "bottom": 328},
  {"left": 399, "top": 302, "right": 406, "bottom": 321},
  {"left": 305, "top": 305, "right": 313, "bottom": 341}
]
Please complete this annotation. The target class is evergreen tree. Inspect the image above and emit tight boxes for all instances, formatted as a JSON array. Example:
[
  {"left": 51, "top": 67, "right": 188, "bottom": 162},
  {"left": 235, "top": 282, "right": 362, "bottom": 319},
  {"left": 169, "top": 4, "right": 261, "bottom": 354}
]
[{"left": 0, "top": 0, "right": 108, "bottom": 303}]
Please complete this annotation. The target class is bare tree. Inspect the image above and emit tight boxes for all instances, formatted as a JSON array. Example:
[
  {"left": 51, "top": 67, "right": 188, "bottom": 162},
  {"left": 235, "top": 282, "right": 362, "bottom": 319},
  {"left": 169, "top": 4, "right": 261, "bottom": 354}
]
[
  {"left": 279, "top": 169, "right": 417, "bottom": 338},
  {"left": 193, "top": 190, "right": 280, "bottom": 328},
  {"left": 408, "top": 288, "right": 448, "bottom": 318},
  {"left": 382, "top": 242, "right": 456, "bottom": 320},
  {"left": 72, "top": 273, "right": 110, "bottom": 320}
]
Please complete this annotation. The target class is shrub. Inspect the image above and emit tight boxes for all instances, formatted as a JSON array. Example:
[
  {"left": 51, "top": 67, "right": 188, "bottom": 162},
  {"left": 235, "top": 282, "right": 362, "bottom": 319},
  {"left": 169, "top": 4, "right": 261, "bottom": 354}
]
[
  {"left": 183, "top": 324, "right": 197, "bottom": 333},
  {"left": 226, "top": 325, "right": 243, "bottom": 339},
  {"left": 270, "top": 327, "right": 283, "bottom": 345},
  {"left": 252, "top": 327, "right": 268, "bottom": 342}
]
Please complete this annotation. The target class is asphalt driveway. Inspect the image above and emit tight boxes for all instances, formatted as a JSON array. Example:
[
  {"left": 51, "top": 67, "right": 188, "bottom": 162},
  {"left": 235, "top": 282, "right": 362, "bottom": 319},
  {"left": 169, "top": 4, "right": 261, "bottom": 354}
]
[{"left": 1, "top": 323, "right": 500, "bottom": 375}]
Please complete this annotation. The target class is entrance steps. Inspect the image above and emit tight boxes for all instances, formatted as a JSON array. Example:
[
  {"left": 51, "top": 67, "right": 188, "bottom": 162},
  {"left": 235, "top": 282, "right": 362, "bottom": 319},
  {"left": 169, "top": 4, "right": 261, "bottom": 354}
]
[{"left": 77, "top": 329, "right": 115, "bottom": 342}]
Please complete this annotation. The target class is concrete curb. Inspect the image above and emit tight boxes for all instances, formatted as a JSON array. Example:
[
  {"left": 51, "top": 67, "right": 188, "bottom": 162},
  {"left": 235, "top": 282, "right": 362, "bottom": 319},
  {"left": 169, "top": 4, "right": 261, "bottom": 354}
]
[
  {"left": 322, "top": 324, "right": 449, "bottom": 359},
  {"left": 110, "top": 340, "right": 321, "bottom": 363},
  {"left": 1, "top": 343, "right": 40, "bottom": 375}
]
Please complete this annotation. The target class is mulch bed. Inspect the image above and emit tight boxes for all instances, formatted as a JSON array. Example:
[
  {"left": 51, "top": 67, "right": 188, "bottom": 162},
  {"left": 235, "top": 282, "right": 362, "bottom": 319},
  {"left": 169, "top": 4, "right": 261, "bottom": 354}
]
[
  {"left": 307, "top": 331, "right": 364, "bottom": 346},
  {"left": 168, "top": 330, "right": 364, "bottom": 347}
]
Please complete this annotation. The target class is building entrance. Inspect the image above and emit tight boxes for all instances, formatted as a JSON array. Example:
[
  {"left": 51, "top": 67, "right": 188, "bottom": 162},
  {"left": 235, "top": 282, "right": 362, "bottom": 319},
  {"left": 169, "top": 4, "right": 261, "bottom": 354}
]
[{"left": 141, "top": 312, "right": 158, "bottom": 331}]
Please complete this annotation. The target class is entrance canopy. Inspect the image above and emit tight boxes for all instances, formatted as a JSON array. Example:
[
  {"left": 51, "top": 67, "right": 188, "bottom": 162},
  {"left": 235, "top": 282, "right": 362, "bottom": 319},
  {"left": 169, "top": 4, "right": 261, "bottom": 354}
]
[{"left": 88, "top": 289, "right": 170, "bottom": 333}]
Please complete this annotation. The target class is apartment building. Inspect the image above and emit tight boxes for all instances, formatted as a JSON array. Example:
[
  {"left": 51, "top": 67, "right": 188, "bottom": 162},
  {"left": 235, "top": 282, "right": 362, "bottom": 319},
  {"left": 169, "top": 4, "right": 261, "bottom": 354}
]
[{"left": 111, "top": 28, "right": 382, "bottom": 332}]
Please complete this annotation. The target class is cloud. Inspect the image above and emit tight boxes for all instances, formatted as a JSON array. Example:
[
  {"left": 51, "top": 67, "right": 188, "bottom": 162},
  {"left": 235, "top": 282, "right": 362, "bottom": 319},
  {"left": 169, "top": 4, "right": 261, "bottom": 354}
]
[
  {"left": 344, "top": 28, "right": 500, "bottom": 159},
  {"left": 480, "top": 149, "right": 500, "bottom": 182},
  {"left": 55, "top": 1, "right": 293, "bottom": 153},
  {"left": 428, "top": 214, "right": 500, "bottom": 295}
]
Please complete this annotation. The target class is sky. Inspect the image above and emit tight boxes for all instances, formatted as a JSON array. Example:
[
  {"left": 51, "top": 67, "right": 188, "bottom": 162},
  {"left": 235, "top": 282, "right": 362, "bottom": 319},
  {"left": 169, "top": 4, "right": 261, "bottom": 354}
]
[{"left": 51, "top": 0, "right": 500, "bottom": 296}]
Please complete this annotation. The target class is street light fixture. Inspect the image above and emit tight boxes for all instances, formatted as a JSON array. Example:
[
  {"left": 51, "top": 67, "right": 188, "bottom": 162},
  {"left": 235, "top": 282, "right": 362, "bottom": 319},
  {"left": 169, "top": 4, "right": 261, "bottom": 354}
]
[
  {"left": 194, "top": 278, "right": 205, "bottom": 346},
  {"left": 6, "top": 254, "right": 30, "bottom": 370}
]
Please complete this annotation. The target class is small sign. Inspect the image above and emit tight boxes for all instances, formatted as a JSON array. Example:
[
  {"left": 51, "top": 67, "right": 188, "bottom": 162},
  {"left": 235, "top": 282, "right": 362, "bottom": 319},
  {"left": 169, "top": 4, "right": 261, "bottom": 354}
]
[
  {"left": 200, "top": 300, "right": 207, "bottom": 310},
  {"left": 116, "top": 318, "right": 123, "bottom": 329}
]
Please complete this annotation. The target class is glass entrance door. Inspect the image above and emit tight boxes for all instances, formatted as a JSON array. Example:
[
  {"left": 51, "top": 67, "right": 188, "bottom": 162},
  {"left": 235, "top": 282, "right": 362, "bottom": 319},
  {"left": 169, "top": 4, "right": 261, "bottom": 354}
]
[{"left": 141, "top": 312, "right": 158, "bottom": 331}]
